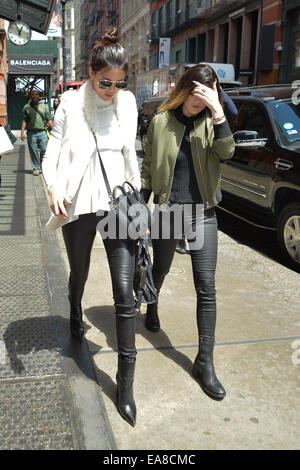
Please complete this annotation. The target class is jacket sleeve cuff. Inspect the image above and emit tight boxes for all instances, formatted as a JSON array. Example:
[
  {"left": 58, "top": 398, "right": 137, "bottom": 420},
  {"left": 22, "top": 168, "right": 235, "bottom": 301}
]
[
  {"left": 213, "top": 119, "right": 232, "bottom": 140},
  {"left": 140, "top": 188, "right": 152, "bottom": 204}
]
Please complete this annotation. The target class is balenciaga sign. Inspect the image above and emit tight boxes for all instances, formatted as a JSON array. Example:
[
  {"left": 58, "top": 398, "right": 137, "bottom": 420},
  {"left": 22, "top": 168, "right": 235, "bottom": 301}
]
[{"left": 8, "top": 55, "right": 54, "bottom": 74}]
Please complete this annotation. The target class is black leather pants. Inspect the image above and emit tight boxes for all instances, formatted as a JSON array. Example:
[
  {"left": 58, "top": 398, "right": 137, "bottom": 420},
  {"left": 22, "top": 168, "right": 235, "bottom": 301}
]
[
  {"left": 151, "top": 207, "right": 218, "bottom": 339},
  {"left": 62, "top": 213, "right": 137, "bottom": 362}
]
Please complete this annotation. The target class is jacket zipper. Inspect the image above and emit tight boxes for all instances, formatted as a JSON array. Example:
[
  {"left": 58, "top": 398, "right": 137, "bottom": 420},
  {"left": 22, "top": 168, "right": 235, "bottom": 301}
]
[{"left": 194, "top": 123, "right": 210, "bottom": 209}]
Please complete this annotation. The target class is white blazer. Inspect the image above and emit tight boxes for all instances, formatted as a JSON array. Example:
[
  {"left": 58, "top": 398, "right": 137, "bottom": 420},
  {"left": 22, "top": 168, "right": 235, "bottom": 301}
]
[{"left": 42, "top": 79, "right": 141, "bottom": 231}]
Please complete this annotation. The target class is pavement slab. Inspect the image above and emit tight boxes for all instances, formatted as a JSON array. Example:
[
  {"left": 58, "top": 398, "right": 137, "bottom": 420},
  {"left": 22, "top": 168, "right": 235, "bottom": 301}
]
[{"left": 90, "top": 341, "right": 299, "bottom": 450}]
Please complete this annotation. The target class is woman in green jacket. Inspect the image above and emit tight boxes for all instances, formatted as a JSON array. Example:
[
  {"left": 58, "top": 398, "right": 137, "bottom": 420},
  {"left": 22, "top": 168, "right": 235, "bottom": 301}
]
[{"left": 140, "top": 64, "right": 235, "bottom": 401}]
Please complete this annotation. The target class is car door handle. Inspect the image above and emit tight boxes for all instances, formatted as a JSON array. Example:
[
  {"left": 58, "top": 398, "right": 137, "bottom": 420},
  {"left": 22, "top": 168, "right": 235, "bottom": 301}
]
[{"left": 274, "top": 159, "right": 294, "bottom": 170}]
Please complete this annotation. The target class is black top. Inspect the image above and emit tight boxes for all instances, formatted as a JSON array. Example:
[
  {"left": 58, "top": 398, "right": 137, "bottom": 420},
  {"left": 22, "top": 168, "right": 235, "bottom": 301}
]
[{"left": 169, "top": 106, "right": 204, "bottom": 204}]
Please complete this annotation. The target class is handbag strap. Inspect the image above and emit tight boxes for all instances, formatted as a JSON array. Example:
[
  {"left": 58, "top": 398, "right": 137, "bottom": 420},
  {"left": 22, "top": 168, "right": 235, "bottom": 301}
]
[
  {"left": 91, "top": 131, "right": 139, "bottom": 204},
  {"left": 30, "top": 103, "right": 47, "bottom": 125},
  {"left": 91, "top": 131, "right": 113, "bottom": 201}
]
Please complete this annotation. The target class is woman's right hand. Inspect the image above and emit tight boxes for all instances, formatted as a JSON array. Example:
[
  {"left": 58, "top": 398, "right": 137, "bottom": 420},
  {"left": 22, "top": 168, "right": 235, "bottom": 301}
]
[
  {"left": 48, "top": 185, "right": 72, "bottom": 219},
  {"left": 192, "top": 80, "right": 224, "bottom": 119}
]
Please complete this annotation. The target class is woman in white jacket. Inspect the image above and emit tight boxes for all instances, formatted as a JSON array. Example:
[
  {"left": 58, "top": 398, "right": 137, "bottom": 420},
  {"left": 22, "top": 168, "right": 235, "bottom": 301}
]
[{"left": 42, "top": 29, "right": 140, "bottom": 427}]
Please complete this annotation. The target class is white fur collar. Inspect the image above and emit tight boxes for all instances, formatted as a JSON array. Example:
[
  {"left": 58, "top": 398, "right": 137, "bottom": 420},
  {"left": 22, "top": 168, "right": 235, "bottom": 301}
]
[
  {"left": 59, "top": 78, "right": 137, "bottom": 156},
  {"left": 74, "top": 79, "right": 136, "bottom": 133}
]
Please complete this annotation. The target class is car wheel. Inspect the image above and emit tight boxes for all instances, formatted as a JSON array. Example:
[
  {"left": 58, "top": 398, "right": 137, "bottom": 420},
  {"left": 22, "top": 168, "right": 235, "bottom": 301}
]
[
  {"left": 277, "top": 203, "right": 300, "bottom": 271},
  {"left": 141, "top": 134, "right": 147, "bottom": 153}
]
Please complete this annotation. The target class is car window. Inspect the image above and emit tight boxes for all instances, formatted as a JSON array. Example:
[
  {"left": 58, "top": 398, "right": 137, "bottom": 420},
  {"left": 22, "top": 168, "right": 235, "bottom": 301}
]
[
  {"left": 230, "top": 102, "right": 271, "bottom": 139},
  {"left": 267, "top": 99, "right": 300, "bottom": 146}
]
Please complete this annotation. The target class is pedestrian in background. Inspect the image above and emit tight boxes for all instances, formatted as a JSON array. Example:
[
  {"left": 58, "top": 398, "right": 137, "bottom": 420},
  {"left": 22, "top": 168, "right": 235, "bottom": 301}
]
[
  {"left": 42, "top": 29, "right": 140, "bottom": 427},
  {"left": 21, "top": 90, "right": 53, "bottom": 175},
  {"left": 52, "top": 96, "right": 60, "bottom": 116},
  {"left": 141, "top": 63, "right": 235, "bottom": 401}
]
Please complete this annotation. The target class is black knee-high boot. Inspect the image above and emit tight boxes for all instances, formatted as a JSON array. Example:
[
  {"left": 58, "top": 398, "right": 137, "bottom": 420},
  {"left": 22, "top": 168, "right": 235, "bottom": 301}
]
[
  {"left": 68, "top": 279, "right": 85, "bottom": 340},
  {"left": 116, "top": 357, "right": 136, "bottom": 427},
  {"left": 192, "top": 336, "right": 226, "bottom": 401},
  {"left": 192, "top": 292, "right": 225, "bottom": 400},
  {"left": 115, "top": 313, "right": 137, "bottom": 426},
  {"left": 145, "top": 280, "right": 163, "bottom": 333},
  {"left": 145, "top": 301, "right": 160, "bottom": 332},
  {"left": 62, "top": 216, "right": 96, "bottom": 342},
  {"left": 145, "top": 237, "right": 178, "bottom": 333}
]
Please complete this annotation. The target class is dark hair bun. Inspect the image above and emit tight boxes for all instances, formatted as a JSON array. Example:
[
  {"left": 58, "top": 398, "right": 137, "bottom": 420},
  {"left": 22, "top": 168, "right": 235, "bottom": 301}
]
[
  {"left": 100, "top": 28, "right": 120, "bottom": 47},
  {"left": 89, "top": 27, "right": 128, "bottom": 73}
]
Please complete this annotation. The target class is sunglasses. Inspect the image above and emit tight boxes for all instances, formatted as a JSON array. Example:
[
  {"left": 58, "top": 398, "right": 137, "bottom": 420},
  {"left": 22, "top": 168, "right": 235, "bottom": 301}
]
[{"left": 97, "top": 79, "right": 128, "bottom": 90}]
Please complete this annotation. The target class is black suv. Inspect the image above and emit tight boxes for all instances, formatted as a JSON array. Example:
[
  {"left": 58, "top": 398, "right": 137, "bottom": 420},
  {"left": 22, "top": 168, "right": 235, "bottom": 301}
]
[{"left": 219, "top": 84, "right": 300, "bottom": 271}]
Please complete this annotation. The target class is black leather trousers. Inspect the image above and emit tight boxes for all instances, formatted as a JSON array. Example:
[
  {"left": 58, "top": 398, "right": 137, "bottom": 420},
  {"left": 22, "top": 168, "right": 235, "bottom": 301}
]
[
  {"left": 62, "top": 213, "right": 136, "bottom": 362},
  {"left": 151, "top": 206, "right": 218, "bottom": 339}
]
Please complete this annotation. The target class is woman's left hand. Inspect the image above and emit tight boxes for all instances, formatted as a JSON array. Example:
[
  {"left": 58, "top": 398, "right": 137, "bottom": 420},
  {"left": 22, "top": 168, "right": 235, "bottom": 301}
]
[{"left": 192, "top": 80, "right": 224, "bottom": 119}]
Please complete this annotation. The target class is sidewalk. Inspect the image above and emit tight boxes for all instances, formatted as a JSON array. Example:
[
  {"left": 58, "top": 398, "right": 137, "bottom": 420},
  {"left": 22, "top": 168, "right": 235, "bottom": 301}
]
[
  {"left": 72, "top": 228, "right": 300, "bottom": 450},
  {"left": 1, "top": 139, "right": 300, "bottom": 450},
  {"left": 0, "top": 140, "right": 116, "bottom": 450}
]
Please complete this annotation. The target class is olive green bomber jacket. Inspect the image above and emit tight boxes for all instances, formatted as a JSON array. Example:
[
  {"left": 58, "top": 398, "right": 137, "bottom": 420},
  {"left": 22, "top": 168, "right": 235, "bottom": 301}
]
[{"left": 140, "top": 108, "right": 235, "bottom": 209}]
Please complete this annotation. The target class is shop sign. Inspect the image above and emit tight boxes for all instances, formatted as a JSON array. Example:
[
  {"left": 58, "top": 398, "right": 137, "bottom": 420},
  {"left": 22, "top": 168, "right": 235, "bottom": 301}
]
[{"left": 8, "top": 55, "right": 54, "bottom": 74}]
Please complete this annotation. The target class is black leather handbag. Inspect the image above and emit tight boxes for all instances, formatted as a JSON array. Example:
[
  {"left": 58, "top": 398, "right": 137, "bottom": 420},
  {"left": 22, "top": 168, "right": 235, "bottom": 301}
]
[
  {"left": 134, "top": 237, "right": 157, "bottom": 309},
  {"left": 92, "top": 132, "right": 151, "bottom": 240},
  {"left": 92, "top": 131, "right": 157, "bottom": 307}
]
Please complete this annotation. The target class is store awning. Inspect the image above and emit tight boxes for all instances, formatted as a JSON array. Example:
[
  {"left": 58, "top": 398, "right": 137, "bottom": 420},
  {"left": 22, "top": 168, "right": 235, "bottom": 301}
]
[{"left": 0, "top": 0, "right": 57, "bottom": 35}]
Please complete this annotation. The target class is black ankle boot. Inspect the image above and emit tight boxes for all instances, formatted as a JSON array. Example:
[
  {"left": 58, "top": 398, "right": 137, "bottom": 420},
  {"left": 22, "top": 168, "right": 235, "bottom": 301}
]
[
  {"left": 145, "top": 302, "right": 160, "bottom": 332},
  {"left": 176, "top": 238, "right": 187, "bottom": 255},
  {"left": 116, "top": 357, "right": 136, "bottom": 427},
  {"left": 69, "top": 295, "right": 84, "bottom": 341},
  {"left": 192, "top": 337, "right": 226, "bottom": 401}
]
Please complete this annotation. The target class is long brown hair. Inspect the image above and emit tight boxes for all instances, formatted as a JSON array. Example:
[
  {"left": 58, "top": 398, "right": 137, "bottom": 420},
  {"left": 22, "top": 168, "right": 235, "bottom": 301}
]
[
  {"left": 159, "top": 63, "right": 223, "bottom": 113},
  {"left": 88, "top": 28, "right": 128, "bottom": 74}
]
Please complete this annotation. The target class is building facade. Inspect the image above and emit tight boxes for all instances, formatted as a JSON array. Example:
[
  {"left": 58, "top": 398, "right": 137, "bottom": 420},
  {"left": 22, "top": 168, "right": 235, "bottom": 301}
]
[
  {"left": 51, "top": 0, "right": 76, "bottom": 93},
  {"left": 0, "top": 19, "right": 8, "bottom": 126},
  {"left": 147, "top": 0, "right": 283, "bottom": 87},
  {"left": 79, "top": 0, "right": 121, "bottom": 79},
  {"left": 64, "top": 0, "right": 76, "bottom": 82},
  {"left": 74, "top": 0, "right": 83, "bottom": 80},
  {"left": 120, "top": 0, "right": 150, "bottom": 91},
  {"left": 70, "top": 0, "right": 285, "bottom": 99}
]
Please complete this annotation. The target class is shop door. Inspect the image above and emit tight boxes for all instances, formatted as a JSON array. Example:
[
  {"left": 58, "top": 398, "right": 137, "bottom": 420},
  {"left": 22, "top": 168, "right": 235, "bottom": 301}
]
[{"left": 7, "top": 75, "right": 50, "bottom": 130}]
